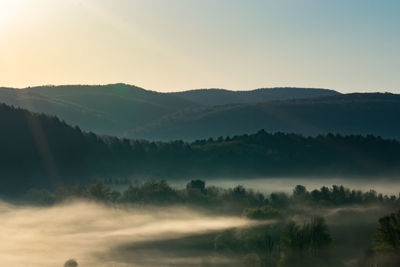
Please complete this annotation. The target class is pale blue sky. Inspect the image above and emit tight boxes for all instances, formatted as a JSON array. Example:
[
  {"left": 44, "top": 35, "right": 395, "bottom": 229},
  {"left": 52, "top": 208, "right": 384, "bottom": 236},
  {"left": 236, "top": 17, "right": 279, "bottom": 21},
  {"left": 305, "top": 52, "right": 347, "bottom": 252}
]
[{"left": 0, "top": 0, "right": 399, "bottom": 92}]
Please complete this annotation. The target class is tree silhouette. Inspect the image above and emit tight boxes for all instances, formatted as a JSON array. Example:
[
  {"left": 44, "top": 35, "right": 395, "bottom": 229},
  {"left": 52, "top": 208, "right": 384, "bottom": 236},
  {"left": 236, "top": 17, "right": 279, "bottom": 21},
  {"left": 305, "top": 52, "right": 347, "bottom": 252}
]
[
  {"left": 64, "top": 259, "right": 78, "bottom": 267},
  {"left": 374, "top": 210, "right": 400, "bottom": 251}
]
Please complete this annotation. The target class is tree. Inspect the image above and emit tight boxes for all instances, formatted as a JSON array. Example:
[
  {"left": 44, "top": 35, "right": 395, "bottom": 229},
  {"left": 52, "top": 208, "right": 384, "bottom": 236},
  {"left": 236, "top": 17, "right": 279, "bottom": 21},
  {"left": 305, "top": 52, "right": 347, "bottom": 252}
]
[
  {"left": 242, "top": 206, "right": 282, "bottom": 220},
  {"left": 307, "top": 217, "right": 332, "bottom": 256},
  {"left": 186, "top": 179, "right": 206, "bottom": 193},
  {"left": 360, "top": 210, "right": 400, "bottom": 267},
  {"left": 293, "top": 185, "right": 307, "bottom": 201},
  {"left": 279, "top": 217, "right": 332, "bottom": 267},
  {"left": 88, "top": 183, "right": 111, "bottom": 201},
  {"left": 64, "top": 259, "right": 78, "bottom": 267},
  {"left": 270, "top": 192, "right": 289, "bottom": 208},
  {"left": 374, "top": 210, "right": 400, "bottom": 251},
  {"left": 243, "top": 253, "right": 262, "bottom": 267},
  {"left": 233, "top": 185, "right": 246, "bottom": 198}
]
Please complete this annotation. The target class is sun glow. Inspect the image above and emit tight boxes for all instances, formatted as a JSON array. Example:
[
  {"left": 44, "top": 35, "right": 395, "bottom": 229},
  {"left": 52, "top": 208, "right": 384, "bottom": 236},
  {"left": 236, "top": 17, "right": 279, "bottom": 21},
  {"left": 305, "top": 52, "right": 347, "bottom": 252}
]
[
  {"left": 0, "top": 0, "right": 399, "bottom": 92},
  {"left": 0, "top": 0, "right": 25, "bottom": 31}
]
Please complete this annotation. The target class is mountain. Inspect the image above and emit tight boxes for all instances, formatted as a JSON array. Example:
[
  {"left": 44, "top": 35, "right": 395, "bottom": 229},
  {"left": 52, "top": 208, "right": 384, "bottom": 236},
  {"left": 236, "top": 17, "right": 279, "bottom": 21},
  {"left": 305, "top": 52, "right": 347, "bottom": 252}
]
[
  {"left": 0, "top": 85, "right": 339, "bottom": 138},
  {"left": 0, "top": 84, "right": 399, "bottom": 141},
  {"left": 170, "top": 87, "right": 340, "bottom": 106},
  {"left": 0, "top": 84, "right": 201, "bottom": 137},
  {"left": 130, "top": 93, "right": 400, "bottom": 140},
  {"left": 1, "top": 103, "right": 400, "bottom": 195}
]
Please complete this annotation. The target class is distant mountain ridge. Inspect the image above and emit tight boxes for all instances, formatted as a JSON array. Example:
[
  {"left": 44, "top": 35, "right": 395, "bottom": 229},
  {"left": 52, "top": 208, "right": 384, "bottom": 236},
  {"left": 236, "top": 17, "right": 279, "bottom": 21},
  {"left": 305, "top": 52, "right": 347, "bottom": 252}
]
[
  {"left": 0, "top": 84, "right": 200, "bottom": 136},
  {"left": 129, "top": 92, "right": 400, "bottom": 140},
  {"left": 0, "top": 84, "right": 399, "bottom": 140},
  {"left": 170, "top": 87, "right": 340, "bottom": 106}
]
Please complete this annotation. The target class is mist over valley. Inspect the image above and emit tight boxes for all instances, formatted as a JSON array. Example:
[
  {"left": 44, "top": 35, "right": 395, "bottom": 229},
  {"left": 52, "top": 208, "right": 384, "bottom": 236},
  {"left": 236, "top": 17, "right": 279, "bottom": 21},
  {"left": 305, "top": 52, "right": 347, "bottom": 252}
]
[{"left": 1, "top": 1, "right": 400, "bottom": 265}]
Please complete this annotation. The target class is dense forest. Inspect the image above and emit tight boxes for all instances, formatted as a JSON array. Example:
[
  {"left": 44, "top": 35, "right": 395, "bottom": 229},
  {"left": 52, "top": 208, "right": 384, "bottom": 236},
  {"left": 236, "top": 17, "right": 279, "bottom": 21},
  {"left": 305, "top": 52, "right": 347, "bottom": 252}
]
[{"left": 1, "top": 103, "right": 400, "bottom": 194}]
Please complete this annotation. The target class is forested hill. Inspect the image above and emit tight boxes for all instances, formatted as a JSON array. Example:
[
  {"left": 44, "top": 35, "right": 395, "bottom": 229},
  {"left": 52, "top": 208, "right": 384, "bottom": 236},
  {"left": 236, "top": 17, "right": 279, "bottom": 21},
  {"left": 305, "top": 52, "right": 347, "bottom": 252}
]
[
  {"left": 1, "top": 85, "right": 398, "bottom": 140},
  {"left": 169, "top": 87, "right": 340, "bottom": 106},
  {"left": 131, "top": 93, "right": 400, "bottom": 140},
  {"left": 1, "top": 103, "right": 400, "bottom": 194},
  {"left": 0, "top": 84, "right": 342, "bottom": 139},
  {"left": 0, "top": 84, "right": 201, "bottom": 137}
]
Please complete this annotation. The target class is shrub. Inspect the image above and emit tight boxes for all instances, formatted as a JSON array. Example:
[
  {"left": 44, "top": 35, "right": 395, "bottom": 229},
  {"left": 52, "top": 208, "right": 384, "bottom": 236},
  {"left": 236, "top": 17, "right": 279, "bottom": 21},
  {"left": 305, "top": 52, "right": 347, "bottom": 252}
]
[{"left": 242, "top": 205, "right": 282, "bottom": 220}]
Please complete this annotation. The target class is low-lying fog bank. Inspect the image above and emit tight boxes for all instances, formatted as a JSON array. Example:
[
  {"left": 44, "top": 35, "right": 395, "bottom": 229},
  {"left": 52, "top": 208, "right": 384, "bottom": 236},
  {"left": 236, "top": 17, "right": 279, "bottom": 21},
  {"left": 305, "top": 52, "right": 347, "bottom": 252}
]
[
  {"left": 170, "top": 177, "right": 400, "bottom": 196},
  {"left": 1, "top": 201, "right": 388, "bottom": 267},
  {"left": 2, "top": 179, "right": 399, "bottom": 267},
  {"left": 0, "top": 201, "right": 255, "bottom": 267}
]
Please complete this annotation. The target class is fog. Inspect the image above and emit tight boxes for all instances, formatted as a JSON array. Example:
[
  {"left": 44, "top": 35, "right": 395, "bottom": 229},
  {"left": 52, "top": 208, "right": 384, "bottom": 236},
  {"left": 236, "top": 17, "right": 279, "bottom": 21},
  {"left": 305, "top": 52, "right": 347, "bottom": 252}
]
[
  {"left": 1, "top": 179, "right": 398, "bottom": 267},
  {"left": 171, "top": 177, "right": 400, "bottom": 196},
  {"left": 0, "top": 200, "right": 258, "bottom": 267}
]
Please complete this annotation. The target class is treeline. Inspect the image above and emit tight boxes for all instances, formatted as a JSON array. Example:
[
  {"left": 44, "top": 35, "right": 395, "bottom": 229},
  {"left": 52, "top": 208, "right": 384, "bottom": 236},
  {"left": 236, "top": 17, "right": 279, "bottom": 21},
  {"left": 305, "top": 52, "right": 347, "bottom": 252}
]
[
  {"left": 24, "top": 180, "right": 400, "bottom": 210},
  {"left": 291, "top": 184, "right": 399, "bottom": 205},
  {"left": 2, "top": 103, "right": 400, "bottom": 194},
  {"left": 25, "top": 180, "right": 266, "bottom": 211}
]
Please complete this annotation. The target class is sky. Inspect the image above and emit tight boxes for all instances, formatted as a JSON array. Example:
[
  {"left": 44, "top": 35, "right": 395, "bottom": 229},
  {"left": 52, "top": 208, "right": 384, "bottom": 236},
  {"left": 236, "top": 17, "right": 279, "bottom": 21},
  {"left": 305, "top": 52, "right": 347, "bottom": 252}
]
[{"left": 0, "top": 0, "right": 399, "bottom": 93}]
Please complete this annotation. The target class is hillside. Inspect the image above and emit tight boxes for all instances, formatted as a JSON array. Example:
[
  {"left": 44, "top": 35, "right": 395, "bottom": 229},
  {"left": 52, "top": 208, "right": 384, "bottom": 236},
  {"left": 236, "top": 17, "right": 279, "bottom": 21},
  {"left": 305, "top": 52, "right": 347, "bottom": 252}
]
[
  {"left": 1, "top": 85, "right": 399, "bottom": 141},
  {"left": 131, "top": 93, "right": 400, "bottom": 140},
  {"left": 170, "top": 87, "right": 340, "bottom": 106},
  {"left": 0, "top": 85, "right": 340, "bottom": 138},
  {"left": 0, "top": 84, "right": 201, "bottom": 137},
  {"left": 1, "top": 103, "right": 400, "bottom": 194}
]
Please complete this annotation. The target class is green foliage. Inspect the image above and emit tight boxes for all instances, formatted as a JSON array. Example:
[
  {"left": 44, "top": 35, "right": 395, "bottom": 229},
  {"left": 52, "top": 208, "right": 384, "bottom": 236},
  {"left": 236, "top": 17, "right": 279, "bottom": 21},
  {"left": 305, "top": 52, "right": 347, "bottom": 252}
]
[
  {"left": 214, "top": 217, "right": 334, "bottom": 267},
  {"left": 242, "top": 253, "right": 262, "bottom": 267},
  {"left": 242, "top": 206, "right": 282, "bottom": 220},
  {"left": 88, "top": 183, "right": 112, "bottom": 201},
  {"left": 2, "top": 101, "right": 400, "bottom": 194},
  {"left": 122, "top": 180, "right": 181, "bottom": 204},
  {"left": 358, "top": 210, "right": 400, "bottom": 267},
  {"left": 24, "top": 180, "right": 399, "bottom": 212},
  {"left": 280, "top": 217, "right": 332, "bottom": 253},
  {"left": 214, "top": 224, "right": 282, "bottom": 261},
  {"left": 373, "top": 210, "right": 400, "bottom": 251},
  {"left": 297, "top": 185, "right": 398, "bottom": 206},
  {"left": 214, "top": 229, "right": 236, "bottom": 252},
  {"left": 279, "top": 217, "right": 332, "bottom": 267},
  {"left": 64, "top": 259, "right": 78, "bottom": 267},
  {"left": 270, "top": 193, "right": 290, "bottom": 209},
  {"left": 186, "top": 179, "right": 206, "bottom": 193},
  {"left": 293, "top": 185, "right": 307, "bottom": 200}
]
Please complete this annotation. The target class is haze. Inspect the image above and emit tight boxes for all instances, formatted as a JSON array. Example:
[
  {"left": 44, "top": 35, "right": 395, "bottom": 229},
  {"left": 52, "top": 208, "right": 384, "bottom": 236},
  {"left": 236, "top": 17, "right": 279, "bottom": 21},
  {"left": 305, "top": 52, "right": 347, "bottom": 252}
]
[
  {"left": 171, "top": 177, "right": 400, "bottom": 197},
  {"left": 1, "top": 0, "right": 400, "bottom": 93},
  {"left": 0, "top": 200, "right": 255, "bottom": 266}
]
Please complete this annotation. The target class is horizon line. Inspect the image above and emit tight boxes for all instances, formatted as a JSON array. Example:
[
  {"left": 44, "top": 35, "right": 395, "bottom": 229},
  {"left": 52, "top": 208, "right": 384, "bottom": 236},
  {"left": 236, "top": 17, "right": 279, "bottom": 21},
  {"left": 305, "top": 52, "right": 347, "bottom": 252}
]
[{"left": 1, "top": 82, "right": 391, "bottom": 94}]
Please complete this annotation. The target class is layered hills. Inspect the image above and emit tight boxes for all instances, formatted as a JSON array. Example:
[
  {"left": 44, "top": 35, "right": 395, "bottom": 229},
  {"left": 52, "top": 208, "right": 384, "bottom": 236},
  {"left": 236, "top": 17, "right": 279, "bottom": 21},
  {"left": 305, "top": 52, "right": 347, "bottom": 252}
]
[{"left": 0, "top": 84, "right": 399, "bottom": 140}]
